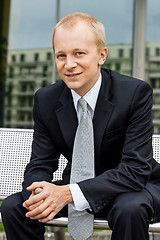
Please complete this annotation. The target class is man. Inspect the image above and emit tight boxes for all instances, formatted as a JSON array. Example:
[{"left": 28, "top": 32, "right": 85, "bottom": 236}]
[{"left": 2, "top": 12, "right": 160, "bottom": 240}]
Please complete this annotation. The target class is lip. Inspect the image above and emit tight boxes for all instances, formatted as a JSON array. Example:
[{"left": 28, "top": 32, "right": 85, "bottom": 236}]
[{"left": 65, "top": 72, "right": 82, "bottom": 78}]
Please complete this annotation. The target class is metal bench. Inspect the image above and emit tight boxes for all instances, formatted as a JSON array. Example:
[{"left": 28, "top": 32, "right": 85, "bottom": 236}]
[{"left": 1, "top": 128, "right": 160, "bottom": 239}]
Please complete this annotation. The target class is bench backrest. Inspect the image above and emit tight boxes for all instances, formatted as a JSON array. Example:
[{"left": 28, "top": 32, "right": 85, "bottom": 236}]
[{"left": 0, "top": 128, "right": 160, "bottom": 200}]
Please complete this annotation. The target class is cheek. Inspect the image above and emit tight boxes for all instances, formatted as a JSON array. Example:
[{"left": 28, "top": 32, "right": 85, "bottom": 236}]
[{"left": 56, "top": 62, "right": 64, "bottom": 73}]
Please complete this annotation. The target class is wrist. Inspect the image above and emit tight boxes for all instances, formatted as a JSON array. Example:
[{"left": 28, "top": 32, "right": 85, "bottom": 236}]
[
  {"left": 58, "top": 185, "right": 73, "bottom": 204},
  {"left": 65, "top": 185, "right": 74, "bottom": 204}
]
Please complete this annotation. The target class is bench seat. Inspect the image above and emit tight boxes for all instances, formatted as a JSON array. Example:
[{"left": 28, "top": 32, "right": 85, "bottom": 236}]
[{"left": 1, "top": 128, "right": 160, "bottom": 239}]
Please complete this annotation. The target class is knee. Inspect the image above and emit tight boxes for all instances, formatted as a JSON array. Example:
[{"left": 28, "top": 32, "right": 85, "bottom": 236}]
[
  {"left": 1, "top": 192, "right": 24, "bottom": 218},
  {"left": 112, "top": 197, "right": 143, "bottom": 218},
  {"left": 108, "top": 192, "right": 152, "bottom": 227}
]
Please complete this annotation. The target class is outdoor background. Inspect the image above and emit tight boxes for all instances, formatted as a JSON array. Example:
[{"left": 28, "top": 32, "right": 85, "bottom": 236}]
[{"left": 1, "top": 0, "right": 160, "bottom": 132}]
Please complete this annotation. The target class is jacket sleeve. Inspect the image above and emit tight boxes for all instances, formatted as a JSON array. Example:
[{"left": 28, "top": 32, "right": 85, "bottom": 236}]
[
  {"left": 78, "top": 81, "right": 153, "bottom": 214},
  {"left": 22, "top": 91, "right": 60, "bottom": 201}
]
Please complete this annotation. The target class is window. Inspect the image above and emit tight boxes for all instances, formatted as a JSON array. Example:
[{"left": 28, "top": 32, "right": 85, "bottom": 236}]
[
  {"left": 29, "top": 82, "right": 35, "bottom": 91},
  {"left": 145, "top": 47, "right": 150, "bottom": 58},
  {"left": 6, "top": 110, "right": 11, "bottom": 121},
  {"left": 11, "top": 55, "right": 16, "bottom": 62},
  {"left": 115, "top": 63, "right": 121, "bottom": 71},
  {"left": 27, "top": 112, "right": 32, "bottom": 121},
  {"left": 41, "top": 80, "right": 47, "bottom": 87},
  {"left": 20, "top": 54, "right": 25, "bottom": 62},
  {"left": 28, "top": 97, "right": 33, "bottom": 107},
  {"left": 34, "top": 53, "right": 39, "bottom": 61},
  {"left": 20, "top": 83, "right": 27, "bottom": 92},
  {"left": 8, "top": 96, "right": 12, "bottom": 107},
  {"left": 43, "top": 65, "right": 48, "bottom": 77},
  {"left": 156, "top": 48, "right": 160, "bottom": 56},
  {"left": 47, "top": 52, "right": 51, "bottom": 60},
  {"left": 119, "top": 49, "right": 124, "bottom": 58},
  {"left": 9, "top": 67, "right": 14, "bottom": 78},
  {"left": 8, "top": 82, "right": 13, "bottom": 93},
  {"left": 18, "top": 112, "right": 25, "bottom": 121},
  {"left": 150, "top": 78, "right": 156, "bottom": 88},
  {"left": 19, "top": 97, "right": 26, "bottom": 107}
]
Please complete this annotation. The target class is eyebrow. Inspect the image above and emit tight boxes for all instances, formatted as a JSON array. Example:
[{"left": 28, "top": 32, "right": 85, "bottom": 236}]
[{"left": 55, "top": 48, "right": 87, "bottom": 54}]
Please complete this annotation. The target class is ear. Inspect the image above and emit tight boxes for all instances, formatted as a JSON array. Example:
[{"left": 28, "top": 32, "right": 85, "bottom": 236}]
[{"left": 99, "top": 48, "right": 108, "bottom": 65}]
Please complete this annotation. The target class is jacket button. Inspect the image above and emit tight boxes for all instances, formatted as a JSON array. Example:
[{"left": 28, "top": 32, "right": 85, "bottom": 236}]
[{"left": 96, "top": 206, "right": 101, "bottom": 210}]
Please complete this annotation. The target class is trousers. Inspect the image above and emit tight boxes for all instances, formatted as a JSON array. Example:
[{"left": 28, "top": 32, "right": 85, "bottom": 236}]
[{"left": 1, "top": 189, "right": 154, "bottom": 240}]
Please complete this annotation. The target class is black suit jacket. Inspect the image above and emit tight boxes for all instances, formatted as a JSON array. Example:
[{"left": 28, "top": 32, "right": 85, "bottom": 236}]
[{"left": 22, "top": 68, "right": 160, "bottom": 222}]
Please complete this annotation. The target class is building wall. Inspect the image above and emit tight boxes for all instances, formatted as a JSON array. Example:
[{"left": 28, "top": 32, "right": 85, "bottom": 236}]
[
  {"left": 4, "top": 43, "right": 160, "bottom": 133},
  {"left": 4, "top": 48, "right": 53, "bottom": 128}
]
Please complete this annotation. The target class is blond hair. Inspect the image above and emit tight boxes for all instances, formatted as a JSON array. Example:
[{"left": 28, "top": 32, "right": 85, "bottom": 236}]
[{"left": 53, "top": 12, "right": 107, "bottom": 53}]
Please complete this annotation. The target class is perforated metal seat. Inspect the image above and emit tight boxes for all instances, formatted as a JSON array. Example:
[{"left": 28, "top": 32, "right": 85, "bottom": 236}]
[
  {"left": 0, "top": 128, "right": 160, "bottom": 235},
  {"left": 0, "top": 128, "right": 67, "bottom": 199}
]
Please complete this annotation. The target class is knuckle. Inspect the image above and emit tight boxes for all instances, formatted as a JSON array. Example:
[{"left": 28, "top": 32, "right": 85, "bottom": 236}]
[
  {"left": 37, "top": 205, "right": 42, "bottom": 212},
  {"left": 41, "top": 212, "right": 46, "bottom": 218},
  {"left": 47, "top": 215, "right": 53, "bottom": 221}
]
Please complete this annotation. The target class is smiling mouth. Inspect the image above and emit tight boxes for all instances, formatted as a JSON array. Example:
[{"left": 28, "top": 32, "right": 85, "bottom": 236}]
[{"left": 66, "top": 73, "right": 82, "bottom": 77}]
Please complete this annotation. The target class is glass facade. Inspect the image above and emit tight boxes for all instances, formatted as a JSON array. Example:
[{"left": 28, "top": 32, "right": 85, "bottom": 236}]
[
  {"left": 146, "top": 0, "right": 160, "bottom": 133},
  {"left": 1, "top": 0, "right": 160, "bottom": 133}
]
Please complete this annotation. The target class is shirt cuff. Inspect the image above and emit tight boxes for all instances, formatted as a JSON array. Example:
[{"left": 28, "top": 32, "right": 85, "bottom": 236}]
[{"left": 68, "top": 183, "right": 90, "bottom": 211}]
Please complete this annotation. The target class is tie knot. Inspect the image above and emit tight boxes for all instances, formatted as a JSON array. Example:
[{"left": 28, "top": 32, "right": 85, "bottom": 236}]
[{"left": 78, "top": 98, "right": 88, "bottom": 113}]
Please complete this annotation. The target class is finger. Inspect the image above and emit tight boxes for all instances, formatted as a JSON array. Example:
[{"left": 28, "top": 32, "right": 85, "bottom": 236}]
[
  {"left": 27, "top": 200, "right": 44, "bottom": 211},
  {"left": 24, "top": 187, "right": 43, "bottom": 209},
  {"left": 24, "top": 190, "right": 48, "bottom": 208},
  {"left": 38, "top": 209, "right": 59, "bottom": 223},
  {"left": 23, "top": 192, "right": 34, "bottom": 209},
  {"left": 25, "top": 199, "right": 48, "bottom": 218},
  {"left": 27, "top": 182, "right": 45, "bottom": 191},
  {"left": 34, "top": 187, "right": 43, "bottom": 195},
  {"left": 29, "top": 205, "right": 54, "bottom": 220},
  {"left": 38, "top": 203, "right": 64, "bottom": 223}
]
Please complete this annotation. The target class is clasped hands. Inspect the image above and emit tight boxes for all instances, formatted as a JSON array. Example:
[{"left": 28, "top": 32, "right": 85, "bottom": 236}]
[{"left": 23, "top": 181, "right": 73, "bottom": 223}]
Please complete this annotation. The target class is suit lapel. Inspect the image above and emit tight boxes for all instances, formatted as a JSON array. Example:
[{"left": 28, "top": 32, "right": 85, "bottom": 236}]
[
  {"left": 93, "top": 69, "right": 114, "bottom": 168},
  {"left": 56, "top": 69, "right": 114, "bottom": 160},
  {"left": 56, "top": 86, "right": 78, "bottom": 151}
]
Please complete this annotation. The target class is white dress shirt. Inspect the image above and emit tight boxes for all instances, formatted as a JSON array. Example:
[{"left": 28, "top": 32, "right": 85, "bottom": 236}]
[{"left": 69, "top": 73, "right": 102, "bottom": 211}]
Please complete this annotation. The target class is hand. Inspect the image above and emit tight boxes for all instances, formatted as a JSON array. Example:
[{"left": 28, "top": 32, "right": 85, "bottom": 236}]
[
  {"left": 23, "top": 181, "right": 73, "bottom": 223},
  {"left": 24, "top": 187, "right": 44, "bottom": 212}
]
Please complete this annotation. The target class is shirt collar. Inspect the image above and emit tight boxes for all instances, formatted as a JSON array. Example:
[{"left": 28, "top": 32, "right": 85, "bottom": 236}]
[{"left": 71, "top": 73, "right": 102, "bottom": 112}]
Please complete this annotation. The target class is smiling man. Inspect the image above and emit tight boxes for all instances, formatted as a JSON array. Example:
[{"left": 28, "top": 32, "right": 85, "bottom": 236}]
[
  {"left": 54, "top": 20, "right": 107, "bottom": 96},
  {"left": 2, "top": 12, "right": 160, "bottom": 240}
]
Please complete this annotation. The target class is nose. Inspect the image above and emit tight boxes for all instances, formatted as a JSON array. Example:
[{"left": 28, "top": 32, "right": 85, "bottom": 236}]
[{"left": 64, "top": 56, "right": 77, "bottom": 69}]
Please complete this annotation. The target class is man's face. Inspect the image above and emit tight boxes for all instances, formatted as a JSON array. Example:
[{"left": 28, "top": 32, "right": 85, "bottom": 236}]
[{"left": 54, "top": 22, "right": 107, "bottom": 96}]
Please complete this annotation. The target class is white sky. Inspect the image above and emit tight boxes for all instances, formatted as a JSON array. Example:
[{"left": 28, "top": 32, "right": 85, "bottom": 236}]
[{"left": 8, "top": 0, "right": 160, "bottom": 50}]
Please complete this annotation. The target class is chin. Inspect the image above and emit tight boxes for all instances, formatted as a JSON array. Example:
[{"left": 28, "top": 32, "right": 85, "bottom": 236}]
[{"left": 65, "top": 82, "right": 80, "bottom": 90}]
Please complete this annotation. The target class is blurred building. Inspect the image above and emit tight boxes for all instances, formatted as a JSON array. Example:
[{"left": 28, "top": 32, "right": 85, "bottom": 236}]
[
  {"left": 4, "top": 48, "right": 53, "bottom": 128},
  {"left": 105, "top": 43, "right": 160, "bottom": 133},
  {"left": 4, "top": 42, "right": 160, "bottom": 133}
]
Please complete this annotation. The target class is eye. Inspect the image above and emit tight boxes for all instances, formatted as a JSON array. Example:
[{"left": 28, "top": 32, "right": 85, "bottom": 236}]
[
  {"left": 57, "top": 53, "right": 66, "bottom": 59},
  {"left": 75, "top": 52, "right": 85, "bottom": 56}
]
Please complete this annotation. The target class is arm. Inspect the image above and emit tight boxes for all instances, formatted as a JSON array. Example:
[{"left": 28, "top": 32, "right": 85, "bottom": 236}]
[
  {"left": 22, "top": 91, "right": 60, "bottom": 201},
  {"left": 22, "top": 91, "right": 74, "bottom": 222},
  {"left": 79, "top": 81, "right": 153, "bottom": 214}
]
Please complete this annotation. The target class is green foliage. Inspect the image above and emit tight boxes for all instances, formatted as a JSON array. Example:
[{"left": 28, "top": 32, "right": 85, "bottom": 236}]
[{"left": 0, "top": 223, "right": 4, "bottom": 232}]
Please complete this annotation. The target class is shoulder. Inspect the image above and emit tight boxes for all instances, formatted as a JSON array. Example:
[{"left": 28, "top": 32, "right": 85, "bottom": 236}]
[
  {"left": 36, "top": 80, "right": 65, "bottom": 98},
  {"left": 34, "top": 81, "right": 70, "bottom": 106},
  {"left": 101, "top": 68, "right": 152, "bottom": 93},
  {"left": 33, "top": 81, "right": 69, "bottom": 110}
]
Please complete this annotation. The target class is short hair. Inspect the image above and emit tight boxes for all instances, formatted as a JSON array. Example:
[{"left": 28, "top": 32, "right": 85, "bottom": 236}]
[{"left": 53, "top": 12, "right": 107, "bottom": 53}]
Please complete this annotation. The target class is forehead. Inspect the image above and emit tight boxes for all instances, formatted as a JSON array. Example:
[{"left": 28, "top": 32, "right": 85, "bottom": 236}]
[{"left": 54, "top": 22, "right": 97, "bottom": 51}]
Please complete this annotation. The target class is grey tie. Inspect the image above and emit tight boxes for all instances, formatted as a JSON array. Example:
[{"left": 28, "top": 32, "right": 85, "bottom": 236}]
[{"left": 68, "top": 98, "right": 94, "bottom": 240}]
